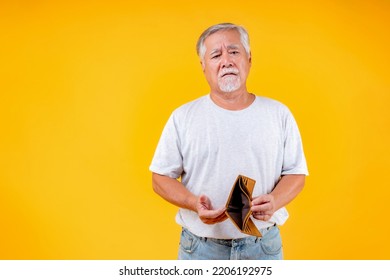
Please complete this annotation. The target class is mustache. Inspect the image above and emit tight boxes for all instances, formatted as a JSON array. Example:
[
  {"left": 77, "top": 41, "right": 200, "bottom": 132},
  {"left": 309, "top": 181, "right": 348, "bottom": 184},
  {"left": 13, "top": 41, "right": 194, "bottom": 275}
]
[{"left": 219, "top": 68, "right": 239, "bottom": 77}]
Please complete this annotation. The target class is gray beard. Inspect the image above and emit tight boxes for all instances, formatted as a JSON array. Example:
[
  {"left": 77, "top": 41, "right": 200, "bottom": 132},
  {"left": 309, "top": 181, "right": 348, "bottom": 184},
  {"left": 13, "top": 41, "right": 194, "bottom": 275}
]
[{"left": 218, "top": 76, "right": 241, "bottom": 92}]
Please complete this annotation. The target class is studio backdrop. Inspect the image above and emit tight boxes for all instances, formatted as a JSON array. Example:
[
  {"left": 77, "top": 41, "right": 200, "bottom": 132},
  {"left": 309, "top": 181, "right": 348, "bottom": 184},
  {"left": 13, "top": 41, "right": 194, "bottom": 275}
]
[{"left": 1, "top": 0, "right": 389, "bottom": 259}]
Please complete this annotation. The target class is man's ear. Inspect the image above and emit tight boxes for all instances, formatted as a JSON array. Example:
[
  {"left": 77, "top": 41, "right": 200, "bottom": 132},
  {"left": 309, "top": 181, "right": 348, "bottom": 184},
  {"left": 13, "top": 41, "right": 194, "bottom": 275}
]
[
  {"left": 249, "top": 52, "right": 252, "bottom": 64},
  {"left": 200, "top": 60, "right": 205, "bottom": 72}
]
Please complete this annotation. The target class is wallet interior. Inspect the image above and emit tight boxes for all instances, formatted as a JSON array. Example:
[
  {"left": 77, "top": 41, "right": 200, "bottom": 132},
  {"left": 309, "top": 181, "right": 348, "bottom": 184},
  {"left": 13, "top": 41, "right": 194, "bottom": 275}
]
[
  {"left": 225, "top": 175, "right": 262, "bottom": 237},
  {"left": 226, "top": 176, "right": 251, "bottom": 230}
]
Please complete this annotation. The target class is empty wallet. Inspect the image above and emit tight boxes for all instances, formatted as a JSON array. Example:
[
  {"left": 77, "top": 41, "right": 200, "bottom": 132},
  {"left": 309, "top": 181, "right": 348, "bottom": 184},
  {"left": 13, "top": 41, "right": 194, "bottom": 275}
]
[{"left": 225, "top": 175, "right": 262, "bottom": 237}]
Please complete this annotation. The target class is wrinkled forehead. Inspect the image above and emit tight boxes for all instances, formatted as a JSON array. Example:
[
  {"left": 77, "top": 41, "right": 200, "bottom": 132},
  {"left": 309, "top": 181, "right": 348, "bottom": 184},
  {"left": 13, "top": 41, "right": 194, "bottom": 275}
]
[
  {"left": 204, "top": 29, "right": 243, "bottom": 53},
  {"left": 209, "top": 44, "right": 240, "bottom": 56}
]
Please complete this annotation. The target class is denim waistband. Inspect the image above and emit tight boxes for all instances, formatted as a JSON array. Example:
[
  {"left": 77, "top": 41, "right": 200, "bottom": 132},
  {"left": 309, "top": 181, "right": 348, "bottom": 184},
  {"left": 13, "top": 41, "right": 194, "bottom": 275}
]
[{"left": 183, "top": 224, "right": 276, "bottom": 247}]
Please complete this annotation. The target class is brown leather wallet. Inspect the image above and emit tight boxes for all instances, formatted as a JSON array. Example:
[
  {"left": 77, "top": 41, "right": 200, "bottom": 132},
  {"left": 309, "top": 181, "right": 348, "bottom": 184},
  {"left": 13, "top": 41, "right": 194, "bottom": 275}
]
[{"left": 225, "top": 175, "right": 262, "bottom": 237}]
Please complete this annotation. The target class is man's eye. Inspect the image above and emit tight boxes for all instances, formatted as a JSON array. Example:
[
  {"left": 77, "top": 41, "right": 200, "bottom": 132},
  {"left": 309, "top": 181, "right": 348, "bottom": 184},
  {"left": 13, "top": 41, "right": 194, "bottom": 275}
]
[
  {"left": 211, "top": 54, "right": 221, "bottom": 59},
  {"left": 230, "top": 51, "right": 239, "bottom": 55}
]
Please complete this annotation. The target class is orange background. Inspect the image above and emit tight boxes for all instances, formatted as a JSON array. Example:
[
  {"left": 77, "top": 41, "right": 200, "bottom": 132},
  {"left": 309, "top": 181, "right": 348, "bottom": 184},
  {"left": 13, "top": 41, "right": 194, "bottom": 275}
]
[{"left": 1, "top": 0, "right": 389, "bottom": 259}]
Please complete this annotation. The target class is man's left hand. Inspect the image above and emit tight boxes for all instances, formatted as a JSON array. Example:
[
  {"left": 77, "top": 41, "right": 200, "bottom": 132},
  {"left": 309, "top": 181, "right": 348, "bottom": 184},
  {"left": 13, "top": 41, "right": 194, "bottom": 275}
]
[{"left": 251, "top": 194, "right": 276, "bottom": 221}]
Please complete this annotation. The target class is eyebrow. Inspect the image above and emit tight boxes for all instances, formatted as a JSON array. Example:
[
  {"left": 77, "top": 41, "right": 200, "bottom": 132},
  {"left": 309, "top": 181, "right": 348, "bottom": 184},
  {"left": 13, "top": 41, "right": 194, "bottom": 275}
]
[
  {"left": 209, "top": 44, "right": 240, "bottom": 56},
  {"left": 226, "top": 45, "right": 240, "bottom": 50},
  {"left": 209, "top": 49, "right": 221, "bottom": 56}
]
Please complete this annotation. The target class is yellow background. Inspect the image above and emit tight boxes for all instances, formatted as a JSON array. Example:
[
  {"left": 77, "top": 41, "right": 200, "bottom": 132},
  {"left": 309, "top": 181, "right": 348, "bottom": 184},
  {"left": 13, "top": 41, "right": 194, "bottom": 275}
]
[{"left": 1, "top": 0, "right": 389, "bottom": 259}]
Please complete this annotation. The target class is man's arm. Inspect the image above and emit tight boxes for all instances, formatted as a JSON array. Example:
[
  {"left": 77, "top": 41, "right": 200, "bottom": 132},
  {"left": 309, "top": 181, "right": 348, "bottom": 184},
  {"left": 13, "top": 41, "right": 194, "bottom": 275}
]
[
  {"left": 152, "top": 172, "right": 227, "bottom": 224},
  {"left": 251, "top": 174, "right": 306, "bottom": 221}
]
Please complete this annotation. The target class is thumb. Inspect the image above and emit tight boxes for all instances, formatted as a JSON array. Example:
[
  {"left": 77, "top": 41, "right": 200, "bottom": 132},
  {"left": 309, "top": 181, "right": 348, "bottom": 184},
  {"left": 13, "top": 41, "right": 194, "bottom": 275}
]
[
  {"left": 198, "top": 194, "right": 211, "bottom": 210},
  {"left": 199, "top": 194, "right": 208, "bottom": 203}
]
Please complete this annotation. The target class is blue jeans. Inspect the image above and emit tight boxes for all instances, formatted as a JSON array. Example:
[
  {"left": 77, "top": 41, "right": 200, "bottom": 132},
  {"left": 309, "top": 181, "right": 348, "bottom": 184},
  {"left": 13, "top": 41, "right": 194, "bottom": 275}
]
[{"left": 178, "top": 225, "right": 283, "bottom": 260}]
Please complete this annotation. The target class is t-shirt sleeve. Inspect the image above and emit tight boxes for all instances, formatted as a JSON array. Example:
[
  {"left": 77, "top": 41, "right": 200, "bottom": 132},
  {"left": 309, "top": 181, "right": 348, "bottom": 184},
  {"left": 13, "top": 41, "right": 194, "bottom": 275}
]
[
  {"left": 149, "top": 113, "right": 183, "bottom": 179},
  {"left": 281, "top": 110, "right": 309, "bottom": 175}
]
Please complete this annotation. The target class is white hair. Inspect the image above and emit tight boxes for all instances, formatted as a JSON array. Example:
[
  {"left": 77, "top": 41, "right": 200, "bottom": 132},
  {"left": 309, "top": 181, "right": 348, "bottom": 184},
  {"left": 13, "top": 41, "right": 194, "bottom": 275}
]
[{"left": 196, "top": 23, "right": 251, "bottom": 62}]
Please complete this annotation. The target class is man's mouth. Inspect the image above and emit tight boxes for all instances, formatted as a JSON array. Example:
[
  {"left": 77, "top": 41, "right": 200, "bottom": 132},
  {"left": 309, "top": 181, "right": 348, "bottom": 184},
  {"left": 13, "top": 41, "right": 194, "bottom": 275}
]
[
  {"left": 221, "top": 72, "right": 237, "bottom": 77},
  {"left": 219, "top": 69, "right": 239, "bottom": 78}
]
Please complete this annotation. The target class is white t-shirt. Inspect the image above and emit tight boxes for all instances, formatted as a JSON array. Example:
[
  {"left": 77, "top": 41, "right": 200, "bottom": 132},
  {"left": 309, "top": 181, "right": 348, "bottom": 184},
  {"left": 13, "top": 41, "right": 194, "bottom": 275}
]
[{"left": 150, "top": 94, "right": 308, "bottom": 239}]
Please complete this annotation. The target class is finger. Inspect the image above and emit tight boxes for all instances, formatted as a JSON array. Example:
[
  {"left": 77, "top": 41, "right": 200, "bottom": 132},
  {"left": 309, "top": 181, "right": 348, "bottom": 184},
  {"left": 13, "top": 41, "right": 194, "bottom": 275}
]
[
  {"left": 252, "top": 211, "right": 272, "bottom": 221},
  {"left": 254, "top": 208, "right": 273, "bottom": 216},
  {"left": 252, "top": 212, "right": 267, "bottom": 221},
  {"left": 201, "top": 207, "right": 226, "bottom": 219},
  {"left": 252, "top": 212, "right": 264, "bottom": 220},
  {"left": 214, "top": 210, "right": 227, "bottom": 221},
  {"left": 217, "top": 214, "right": 228, "bottom": 222},
  {"left": 198, "top": 194, "right": 211, "bottom": 210},
  {"left": 262, "top": 214, "right": 271, "bottom": 221},
  {"left": 251, "top": 203, "right": 271, "bottom": 212},
  {"left": 199, "top": 207, "right": 226, "bottom": 224},
  {"left": 203, "top": 212, "right": 228, "bottom": 224},
  {"left": 252, "top": 194, "right": 271, "bottom": 205}
]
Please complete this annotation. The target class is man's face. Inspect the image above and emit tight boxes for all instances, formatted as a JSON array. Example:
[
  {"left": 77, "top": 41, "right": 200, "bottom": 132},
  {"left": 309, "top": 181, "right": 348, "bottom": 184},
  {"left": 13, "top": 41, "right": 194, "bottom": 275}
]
[{"left": 201, "top": 29, "right": 251, "bottom": 94}]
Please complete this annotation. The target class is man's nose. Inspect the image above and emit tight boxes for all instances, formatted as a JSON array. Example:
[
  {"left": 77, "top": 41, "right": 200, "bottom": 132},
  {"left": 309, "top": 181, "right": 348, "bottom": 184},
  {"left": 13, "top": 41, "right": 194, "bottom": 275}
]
[{"left": 221, "top": 52, "right": 233, "bottom": 68}]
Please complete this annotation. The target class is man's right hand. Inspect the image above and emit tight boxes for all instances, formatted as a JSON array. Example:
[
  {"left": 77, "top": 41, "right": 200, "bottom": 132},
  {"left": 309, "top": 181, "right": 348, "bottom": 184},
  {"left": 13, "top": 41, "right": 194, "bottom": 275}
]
[
  {"left": 152, "top": 173, "right": 227, "bottom": 224},
  {"left": 197, "top": 194, "right": 227, "bottom": 224}
]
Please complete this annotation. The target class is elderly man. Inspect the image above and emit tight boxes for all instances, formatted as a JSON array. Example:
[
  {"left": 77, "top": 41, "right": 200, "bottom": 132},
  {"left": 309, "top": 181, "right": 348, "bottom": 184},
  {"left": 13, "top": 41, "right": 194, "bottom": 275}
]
[{"left": 150, "top": 23, "right": 308, "bottom": 260}]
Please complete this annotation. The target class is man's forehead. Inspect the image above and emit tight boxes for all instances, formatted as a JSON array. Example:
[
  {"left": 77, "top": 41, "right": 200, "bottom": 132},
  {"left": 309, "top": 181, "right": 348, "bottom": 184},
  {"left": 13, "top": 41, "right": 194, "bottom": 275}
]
[{"left": 204, "top": 30, "right": 242, "bottom": 50}]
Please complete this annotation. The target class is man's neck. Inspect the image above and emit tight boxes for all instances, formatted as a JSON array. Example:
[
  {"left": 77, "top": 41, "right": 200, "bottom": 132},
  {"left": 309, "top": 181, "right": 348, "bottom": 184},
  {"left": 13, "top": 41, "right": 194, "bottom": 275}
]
[{"left": 210, "top": 90, "right": 255, "bottom": 111}]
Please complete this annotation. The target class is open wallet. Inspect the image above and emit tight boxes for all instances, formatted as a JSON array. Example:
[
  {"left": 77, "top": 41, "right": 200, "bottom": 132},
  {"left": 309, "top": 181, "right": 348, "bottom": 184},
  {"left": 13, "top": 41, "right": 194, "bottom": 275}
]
[{"left": 225, "top": 175, "right": 262, "bottom": 237}]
